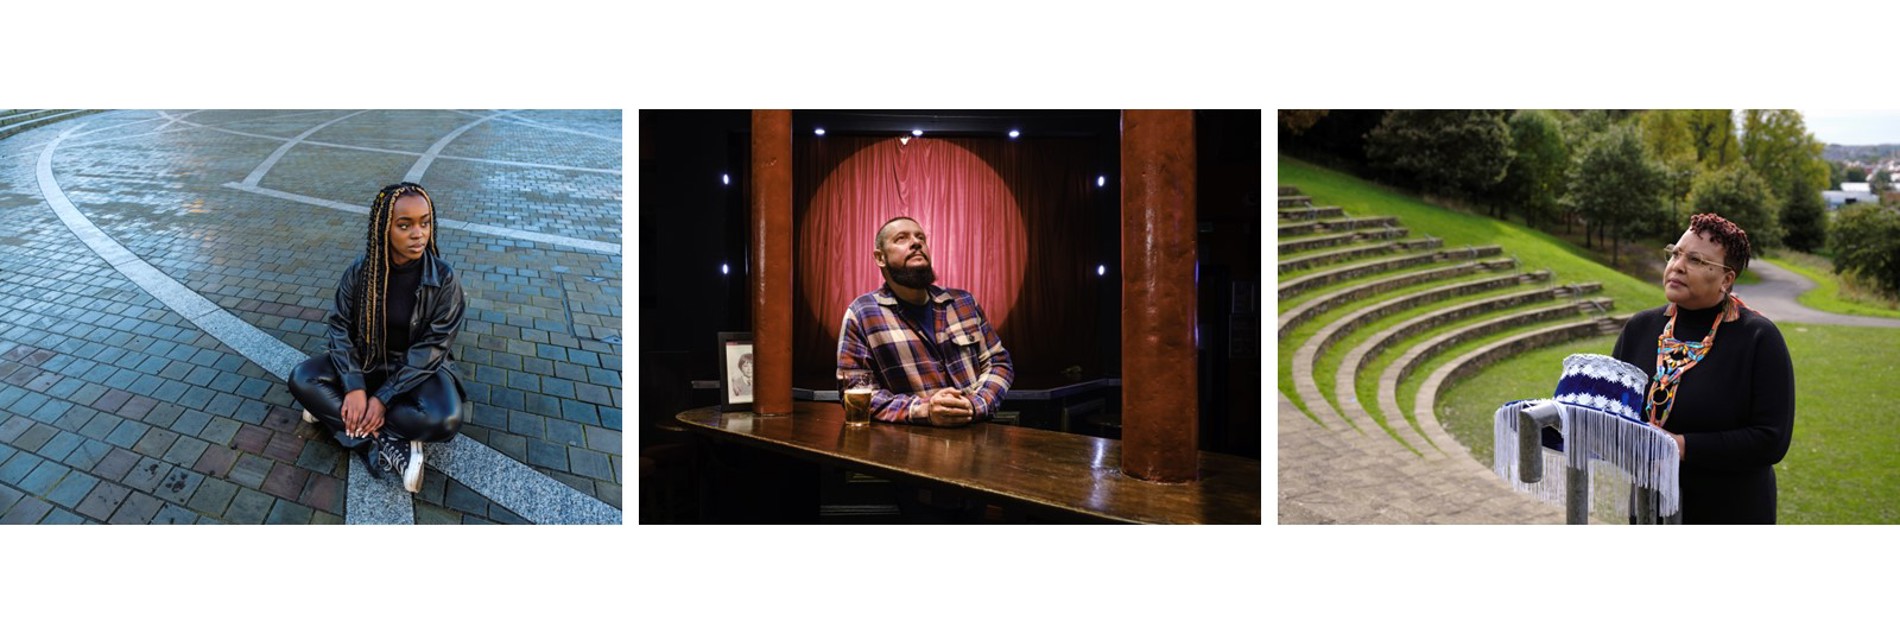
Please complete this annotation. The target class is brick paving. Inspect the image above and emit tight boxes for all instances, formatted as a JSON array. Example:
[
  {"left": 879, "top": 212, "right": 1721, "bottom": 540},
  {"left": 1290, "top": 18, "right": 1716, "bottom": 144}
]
[
  {"left": 1278, "top": 392, "right": 1562, "bottom": 524},
  {"left": 0, "top": 110, "right": 621, "bottom": 523}
]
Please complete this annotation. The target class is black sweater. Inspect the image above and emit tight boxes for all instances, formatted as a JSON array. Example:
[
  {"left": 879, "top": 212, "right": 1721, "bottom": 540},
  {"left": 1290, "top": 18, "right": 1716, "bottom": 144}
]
[{"left": 1611, "top": 298, "right": 1796, "bottom": 524}]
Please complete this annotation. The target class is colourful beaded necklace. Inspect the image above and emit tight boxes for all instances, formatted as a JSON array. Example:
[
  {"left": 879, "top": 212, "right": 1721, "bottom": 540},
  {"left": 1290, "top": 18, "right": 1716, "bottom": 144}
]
[{"left": 1646, "top": 294, "right": 1746, "bottom": 428}]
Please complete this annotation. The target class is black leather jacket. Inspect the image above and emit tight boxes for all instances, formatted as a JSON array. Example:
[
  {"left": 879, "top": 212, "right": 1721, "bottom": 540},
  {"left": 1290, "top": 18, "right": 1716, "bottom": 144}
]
[{"left": 324, "top": 250, "right": 467, "bottom": 404}]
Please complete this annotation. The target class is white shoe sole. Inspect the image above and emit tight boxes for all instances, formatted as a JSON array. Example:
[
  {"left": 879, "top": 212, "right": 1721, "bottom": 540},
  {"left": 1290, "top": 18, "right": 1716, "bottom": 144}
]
[
  {"left": 301, "top": 409, "right": 317, "bottom": 424},
  {"left": 402, "top": 440, "right": 424, "bottom": 493}
]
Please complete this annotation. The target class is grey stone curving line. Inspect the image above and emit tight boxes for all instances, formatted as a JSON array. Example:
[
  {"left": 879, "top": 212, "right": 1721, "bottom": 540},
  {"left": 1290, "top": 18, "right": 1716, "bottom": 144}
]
[
  {"left": 1332, "top": 284, "right": 1591, "bottom": 454},
  {"left": 1373, "top": 299, "right": 1608, "bottom": 457},
  {"left": 1411, "top": 315, "right": 1630, "bottom": 468},
  {"left": 1279, "top": 226, "right": 1411, "bottom": 255},
  {"left": 1279, "top": 258, "right": 1510, "bottom": 339},
  {"left": 1290, "top": 270, "right": 1550, "bottom": 433},
  {"left": 1279, "top": 245, "right": 1505, "bottom": 300}
]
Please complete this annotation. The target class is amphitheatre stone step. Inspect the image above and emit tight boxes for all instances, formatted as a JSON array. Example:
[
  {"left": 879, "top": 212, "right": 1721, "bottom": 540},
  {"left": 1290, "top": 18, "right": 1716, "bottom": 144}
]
[
  {"left": 1279, "top": 185, "right": 1300, "bottom": 196},
  {"left": 1371, "top": 296, "right": 1614, "bottom": 457},
  {"left": 1279, "top": 195, "right": 1312, "bottom": 207},
  {"left": 1278, "top": 391, "right": 1564, "bottom": 524},
  {"left": 1411, "top": 313, "right": 1632, "bottom": 468},
  {"left": 1329, "top": 284, "right": 1599, "bottom": 446},
  {"left": 1278, "top": 244, "right": 1506, "bottom": 300},
  {"left": 0, "top": 109, "right": 101, "bottom": 141},
  {"left": 1279, "top": 215, "right": 1400, "bottom": 237},
  {"left": 1290, "top": 269, "right": 1551, "bottom": 432},
  {"left": 1279, "top": 257, "right": 1517, "bottom": 338},
  {"left": 1276, "top": 205, "right": 1344, "bottom": 222},
  {"left": 1277, "top": 237, "right": 1442, "bottom": 275},
  {"left": 1279, "top": 226, "right": 1411, "bottom": 256}
]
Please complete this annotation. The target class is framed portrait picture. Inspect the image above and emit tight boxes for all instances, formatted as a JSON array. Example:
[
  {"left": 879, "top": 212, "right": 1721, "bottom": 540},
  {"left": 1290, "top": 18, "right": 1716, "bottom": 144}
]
[{"left": 717, "top": 332, "right": 754, "bottom": 411}]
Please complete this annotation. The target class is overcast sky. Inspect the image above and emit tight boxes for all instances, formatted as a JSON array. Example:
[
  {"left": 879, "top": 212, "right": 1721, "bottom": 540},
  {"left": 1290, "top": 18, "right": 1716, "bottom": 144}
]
[{"left": 1801, "top": 110, "right": 1900, "bottom": 146}]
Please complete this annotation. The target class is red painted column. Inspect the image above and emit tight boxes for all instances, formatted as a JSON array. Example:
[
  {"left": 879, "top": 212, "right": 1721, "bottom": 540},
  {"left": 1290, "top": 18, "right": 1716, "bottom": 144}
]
[
  {"left": 1121, "top": 110, "right": 1198, "bottom": 483},
  {"left": 750, "top": 110, "right": 793, "bottom": 416}
]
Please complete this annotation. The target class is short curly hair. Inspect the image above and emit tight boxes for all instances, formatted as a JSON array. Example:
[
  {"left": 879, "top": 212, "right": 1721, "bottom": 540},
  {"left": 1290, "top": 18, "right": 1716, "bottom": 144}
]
[{"left": 1688, "top": 213, "right": 1751, "bottom": 276}]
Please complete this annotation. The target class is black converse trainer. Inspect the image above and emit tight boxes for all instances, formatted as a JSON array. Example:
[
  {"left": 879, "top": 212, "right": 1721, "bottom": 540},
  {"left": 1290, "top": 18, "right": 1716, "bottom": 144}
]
[{"left": 375, "top": 432, "right": 425, "bottom": 493}]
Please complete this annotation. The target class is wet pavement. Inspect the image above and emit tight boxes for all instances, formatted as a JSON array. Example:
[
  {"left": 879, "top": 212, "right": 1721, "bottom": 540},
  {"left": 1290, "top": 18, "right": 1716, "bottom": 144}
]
[{"left": 0, "top": 110, "right": 622, "bottom": 524}]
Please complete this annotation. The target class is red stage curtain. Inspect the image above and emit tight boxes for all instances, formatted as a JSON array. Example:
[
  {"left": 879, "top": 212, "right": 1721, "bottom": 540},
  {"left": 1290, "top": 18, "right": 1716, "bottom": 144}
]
[{"left": 793, "top": 135, "right": 1110, "bottom": 389}]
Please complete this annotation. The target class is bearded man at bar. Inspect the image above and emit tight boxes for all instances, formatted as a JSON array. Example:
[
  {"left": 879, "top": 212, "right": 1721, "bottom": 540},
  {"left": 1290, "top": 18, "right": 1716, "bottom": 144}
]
[{"left": 836, "top": 216, "right": 1013, "bottom": 426}]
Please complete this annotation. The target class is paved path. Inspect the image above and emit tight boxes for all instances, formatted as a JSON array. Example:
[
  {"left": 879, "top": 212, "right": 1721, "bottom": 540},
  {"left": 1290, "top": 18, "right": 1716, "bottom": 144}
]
[
  {"left": 0, "top": 110, "right": 622, "bottom": 524},
  {"left": 1278, "top": 392, "right": 1560, "bottom": 524},
  {"left": 1735, "top": 260, "right": 1900, "bottom": 328}
]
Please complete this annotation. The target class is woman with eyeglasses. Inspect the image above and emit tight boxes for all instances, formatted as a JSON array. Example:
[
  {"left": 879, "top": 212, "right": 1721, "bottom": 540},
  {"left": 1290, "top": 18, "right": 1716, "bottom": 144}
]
[{"left": 1609, "top": 213, "right": 1795, "bottom": 524}]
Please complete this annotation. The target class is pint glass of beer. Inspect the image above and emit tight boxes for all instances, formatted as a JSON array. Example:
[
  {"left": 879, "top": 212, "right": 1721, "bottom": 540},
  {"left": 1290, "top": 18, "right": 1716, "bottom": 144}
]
[{"left": 841, "top": 371, "right": 874, "bottom": 426}]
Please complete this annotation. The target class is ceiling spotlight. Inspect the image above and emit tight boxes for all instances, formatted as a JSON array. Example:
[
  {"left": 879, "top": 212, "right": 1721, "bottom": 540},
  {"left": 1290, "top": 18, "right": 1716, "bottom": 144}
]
[
  {"left": 1097, "top": 264, "right": 1106, "bottom": 277},
  {"left": 721, "top": 263, "right": 730, "bottom": 275},
  {"left": 1096, "top": 175, "right": 1107, "bottom": 187},
  {"left": 911, "top": 129, "right": 924, "bottom": 137},
  {"left": 814, "top": 127, "right": 826, "bottom": 136},
  {"left": 722, "top": 173, "right": 730, "bottom": 186},
  {"left": 1008, "top": 130, "right": 1021, "bottom": 139}
]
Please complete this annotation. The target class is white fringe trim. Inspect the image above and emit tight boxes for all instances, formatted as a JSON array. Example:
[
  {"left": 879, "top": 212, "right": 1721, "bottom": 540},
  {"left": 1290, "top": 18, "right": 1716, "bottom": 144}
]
[{"left": 1494, "top": 400, "right": 1681, "bottom": 521}]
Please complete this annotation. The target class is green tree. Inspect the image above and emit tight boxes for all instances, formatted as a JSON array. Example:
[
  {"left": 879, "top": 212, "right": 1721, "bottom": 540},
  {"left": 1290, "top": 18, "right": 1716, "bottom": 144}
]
[
  {"left": 1782, "top": 175, "right": 1829, "bottom": 253},
  {"left": 1365, "top": 110, "right": 1514, "bottom": 199},
  {"left": 1846, "top": 164, "right": 1869, "bottom": 183},
  {"left": 1565, "top": 124, "right": 1666, "bottom": 266},
  {"left": 1497, "top": 109, "right": 1569, "bottom": 229},
  {"left": 1684, "top": 109, "right": 1739, "bottom": 168},
  {"left": 1687, "top": 164, "right": 1781, "bottom": 251},
  {"left": 1279, "top": 110, "right": 1328, "bottom": 136},
  {"left": 1829, "top": 203, "right": 1900, "bottom": 294},
  {"left": 1741, "top": 109, "right": 1829, "bottom": 249}
]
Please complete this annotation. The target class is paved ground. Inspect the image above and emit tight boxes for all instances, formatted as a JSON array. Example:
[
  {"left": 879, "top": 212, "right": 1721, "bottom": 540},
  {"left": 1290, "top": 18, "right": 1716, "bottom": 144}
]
[
  {"left": 1735, "top": 260, "right": 1900, "bottom": 328},
  {"left": 0, "top": 110, "right": 622, "bottom": 524},
  {"left": 1277, "top": 393, "right": 1562, "bottom": 524}
]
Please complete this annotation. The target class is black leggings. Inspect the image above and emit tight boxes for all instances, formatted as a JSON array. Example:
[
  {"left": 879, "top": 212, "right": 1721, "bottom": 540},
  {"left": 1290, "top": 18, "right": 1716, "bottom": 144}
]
[{"left": 288, "top": 356, "right": 469, "bottom": 449}]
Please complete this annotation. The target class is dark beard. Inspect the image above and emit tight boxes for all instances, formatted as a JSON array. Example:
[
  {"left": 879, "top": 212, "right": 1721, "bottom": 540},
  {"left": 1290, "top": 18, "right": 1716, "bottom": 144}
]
[{"left": 888, "top": 262, "right": 936, "bottom": 289}]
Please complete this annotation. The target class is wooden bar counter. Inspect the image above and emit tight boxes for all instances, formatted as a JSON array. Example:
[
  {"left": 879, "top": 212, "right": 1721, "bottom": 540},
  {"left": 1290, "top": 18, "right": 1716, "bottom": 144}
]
[{"left": 674, "top": 403, "right": 1261, "bottom": 524}]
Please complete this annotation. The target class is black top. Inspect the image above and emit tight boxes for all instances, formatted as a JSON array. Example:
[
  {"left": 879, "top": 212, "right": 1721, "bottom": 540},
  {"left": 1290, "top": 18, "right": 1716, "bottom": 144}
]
[
  {"left": 1612, "top": 297, "right": 1796, "bottom": 524},
  {"left": 895, "top": 295, "right": 936, "bottom": 349},
  {"left": 384, "top": 256, "right": 424, "bottom": 359}
]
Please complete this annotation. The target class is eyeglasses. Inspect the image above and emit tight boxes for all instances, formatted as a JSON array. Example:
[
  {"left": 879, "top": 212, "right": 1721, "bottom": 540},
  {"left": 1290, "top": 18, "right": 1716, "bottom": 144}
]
[{"left": 1662, "top": 244, "right": 1733, "bottom": 273}]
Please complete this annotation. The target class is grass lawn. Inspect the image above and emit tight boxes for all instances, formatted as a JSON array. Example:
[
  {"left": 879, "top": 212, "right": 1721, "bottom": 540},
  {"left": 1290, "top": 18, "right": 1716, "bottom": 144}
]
[{"left": 1436, "top": 324, "right": 1900, "bottom": 524}]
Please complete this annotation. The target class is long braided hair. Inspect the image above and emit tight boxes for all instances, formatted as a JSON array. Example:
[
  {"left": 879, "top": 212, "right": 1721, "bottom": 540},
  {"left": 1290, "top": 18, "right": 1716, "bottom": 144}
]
[{"left": 358, "top": 182, "right": 440, "bottom": 366}]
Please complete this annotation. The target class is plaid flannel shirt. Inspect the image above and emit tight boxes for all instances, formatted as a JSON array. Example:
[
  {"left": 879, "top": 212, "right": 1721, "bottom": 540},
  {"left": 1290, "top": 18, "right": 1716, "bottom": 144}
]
[{"left": 837, "top": 283, "right": 1013, "bottom": 423}]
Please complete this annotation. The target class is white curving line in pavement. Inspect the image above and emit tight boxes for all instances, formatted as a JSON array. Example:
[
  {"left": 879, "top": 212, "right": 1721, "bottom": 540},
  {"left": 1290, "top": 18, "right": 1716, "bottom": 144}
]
[
  {"left": 242, "top": 110, "right": 370, "bottom": 187},
  {"left": 406, "top": 111, "right": 509, "bottom": 183},
  {"left": 221, "top": 182, "right": 622, "bottom": 256},
  {"left": 37, "top": 123, "right": 622, "bottom": 525},
  {"left": 498, "top": 112, "right": 623, "bottom": 143}
]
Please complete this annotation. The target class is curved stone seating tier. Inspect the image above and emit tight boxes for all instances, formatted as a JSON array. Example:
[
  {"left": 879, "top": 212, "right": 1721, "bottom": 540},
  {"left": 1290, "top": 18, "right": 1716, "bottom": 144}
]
[
  {"left": 1410, "top": 314, "right": 1632, "bottom": 464},
  {"left": 0, "top": 109, "right": 56, "bottom": 126},
  {"left": 1277, "top": 206, "right": 1344, "bottom": 222},
  {"left": 1278, "top": 258, "right": 1517, "bottom": 339},
  {"left": 1290, "top": 269, "right": 1551, "bottom": 430},
  {"left": 1279, "top": 185, "right": 1300, "bottom": 196},
  {"left": 1279, "top": 195, "right": 1313, "bottom": 207},
  {"left": 1279, "top": 226, "right": 1412, "bottom": 256},
  {"left": 1329, "top": 284, "right": 1602, "bottom": 447},
  {"left": 1279, "top": 244, "right": 1505, "bottom": 300},
  {"left": 0, "top": 109, "right": 101, "bottom": 142},
  {"left": 1372, "top": 298, "right": 1614, "bottom": 456},
  {"left": 1279, "top": 215, "right": 1399, "bottom": 238},
  {"left": 1278, "top": 237, "right": 1442, "bottom": 275}
]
